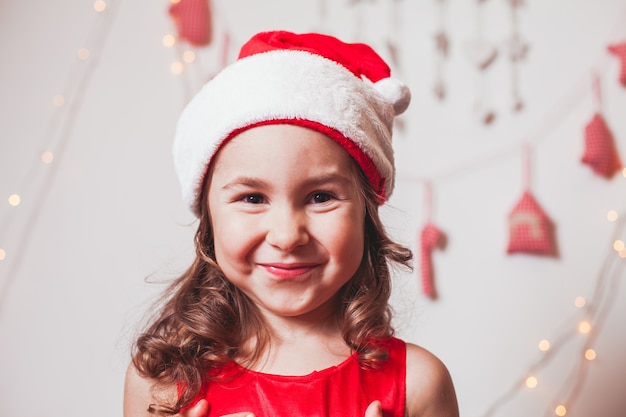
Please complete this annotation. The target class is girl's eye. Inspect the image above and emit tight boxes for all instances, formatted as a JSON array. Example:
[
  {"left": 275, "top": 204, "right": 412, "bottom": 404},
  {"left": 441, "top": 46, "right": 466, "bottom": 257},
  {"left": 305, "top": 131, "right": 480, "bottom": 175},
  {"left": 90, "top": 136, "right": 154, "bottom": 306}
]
[
  {"left": 242, "top": 194, "right": 265, "bottom": 204},
  {"left": 310, "top": 192, "right": 334, "bottom": 204}
]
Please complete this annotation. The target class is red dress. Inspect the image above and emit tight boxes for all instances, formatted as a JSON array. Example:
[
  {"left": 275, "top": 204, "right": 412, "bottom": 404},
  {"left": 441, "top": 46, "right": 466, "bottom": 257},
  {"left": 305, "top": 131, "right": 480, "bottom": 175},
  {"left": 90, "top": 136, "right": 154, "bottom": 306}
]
[{"left": 195, "top": 337, "right": 406, "bottom": 417}]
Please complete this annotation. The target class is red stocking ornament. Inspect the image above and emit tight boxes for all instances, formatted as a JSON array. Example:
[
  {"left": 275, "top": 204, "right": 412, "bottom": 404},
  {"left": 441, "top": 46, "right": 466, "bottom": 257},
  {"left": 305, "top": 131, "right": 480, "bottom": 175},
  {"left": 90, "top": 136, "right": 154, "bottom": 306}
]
[
  {"left": 420, "top": 223, "right": 445, "bottom": 299},
  {"left": 581, "top": 113, "right": 622, "bottom": 179},
  {"left": 608, "top": 41, "right": 626, "bottom": 87},
  {"left": 507, "top": 191, "right": 557, "bottom": 256},
  {"left": 169, "top": 0, "right": 213, "bottom": 47}
]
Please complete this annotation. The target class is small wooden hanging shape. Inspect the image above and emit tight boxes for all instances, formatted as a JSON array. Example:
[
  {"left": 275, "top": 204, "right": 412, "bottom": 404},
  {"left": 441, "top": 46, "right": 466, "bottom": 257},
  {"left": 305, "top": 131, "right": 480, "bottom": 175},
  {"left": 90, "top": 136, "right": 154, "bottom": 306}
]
[
  {"left": 507, "top": 145, "right": 557, "bottom": 256},
  {"left": 581, "top": 74, "right": 623, "bottom": 179}
]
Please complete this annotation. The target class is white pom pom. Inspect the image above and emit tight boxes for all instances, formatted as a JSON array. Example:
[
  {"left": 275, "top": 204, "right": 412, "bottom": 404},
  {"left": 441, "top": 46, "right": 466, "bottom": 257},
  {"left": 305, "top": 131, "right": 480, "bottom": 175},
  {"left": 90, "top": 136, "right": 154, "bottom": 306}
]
[{"left": 374, "top": 78, "right": 411, "bottom": 115}]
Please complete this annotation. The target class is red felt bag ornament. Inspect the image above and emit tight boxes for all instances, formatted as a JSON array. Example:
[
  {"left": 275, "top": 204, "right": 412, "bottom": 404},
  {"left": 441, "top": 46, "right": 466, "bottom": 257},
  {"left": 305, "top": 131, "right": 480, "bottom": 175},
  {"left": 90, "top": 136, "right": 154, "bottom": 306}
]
[
  {"left": 581, "top": 113, "right": 622, "bottom": 179},
  {"left": 507, "top": 190, "right": 557, "bottom": 256},
  {"left": 169, "top": 0, "right": 213, "bottom": 47}
]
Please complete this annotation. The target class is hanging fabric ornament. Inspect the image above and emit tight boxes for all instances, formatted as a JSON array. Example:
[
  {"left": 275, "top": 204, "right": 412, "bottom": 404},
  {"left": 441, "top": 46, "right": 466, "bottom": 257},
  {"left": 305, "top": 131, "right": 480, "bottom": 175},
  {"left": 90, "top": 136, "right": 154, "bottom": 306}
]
[
  {"left": 418, "top": 181, "right": 446, "bottom": 299},
  {"left": 581, "top": 113, "right": 623, "bottom": 179},
  {"left": 507, "top": 191, "right": 557, "bottom": 256},
  {"left": 420, "top": 222, "right": 445, "bottom": 299},
  {"left": 581, "top": 74, "right": 623, "bottom": 179},
  {"left": 169, "top": 0, "right": 213, "bottom": 47},
  {"left": 507, "top": 144, "right": 557, "bottom": 256},
  {"left": 607, "top": 41, "right": 626, "bottom": 87}
]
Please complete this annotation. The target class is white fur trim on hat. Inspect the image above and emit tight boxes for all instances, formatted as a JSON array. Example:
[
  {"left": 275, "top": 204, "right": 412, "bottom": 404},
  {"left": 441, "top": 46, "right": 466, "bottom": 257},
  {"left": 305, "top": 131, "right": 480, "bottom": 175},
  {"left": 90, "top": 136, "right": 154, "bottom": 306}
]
[{"left": 173, "top": 48, "right": 410, "bottom": 217}]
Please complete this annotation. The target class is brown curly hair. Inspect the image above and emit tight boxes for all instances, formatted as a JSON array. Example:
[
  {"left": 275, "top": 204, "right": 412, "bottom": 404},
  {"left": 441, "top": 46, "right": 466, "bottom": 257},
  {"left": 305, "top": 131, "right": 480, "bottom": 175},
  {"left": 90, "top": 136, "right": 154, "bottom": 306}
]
[{"left": 130, "top": 167, "right": 413, "bottom": 415}]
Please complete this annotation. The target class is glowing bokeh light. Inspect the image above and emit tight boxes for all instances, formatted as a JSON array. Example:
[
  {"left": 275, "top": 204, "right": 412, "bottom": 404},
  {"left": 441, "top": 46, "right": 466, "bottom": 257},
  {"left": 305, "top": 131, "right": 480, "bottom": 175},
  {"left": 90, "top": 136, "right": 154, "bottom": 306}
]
[
  {"left": 574, "top": 296, "right": 586, "bottom": 308},
  {"left": 41, "top": 151, "right": 54, "bottom": 164},
  {"left": 578, "top": 320, "right": 591, "bottom": 334},
  {"left": 162, "top": 34, "right": 176, "bottom": 47},
  {"left": 94, "top": 0, "right": 106, "bottom": 12},
  {"left": 607, "top": 210, "right": 618, "bottom": 222},
  {"left": 77, "top": 48, "right": 90, "bottom": 60},
  {"left": 52, "top": 94, "right": 65, "bottom": 107},
  {"left": 538, "top": 339, "right": 551, "bottom": 352},
  {"left": 170, "top": 61, "right": 184, "bottom": 75},
  {"left": 183, "top": 50, "right": 196, "bottom": 63},
  {"left": 8, "top": 194, "right": 21, "bottom": 207}
]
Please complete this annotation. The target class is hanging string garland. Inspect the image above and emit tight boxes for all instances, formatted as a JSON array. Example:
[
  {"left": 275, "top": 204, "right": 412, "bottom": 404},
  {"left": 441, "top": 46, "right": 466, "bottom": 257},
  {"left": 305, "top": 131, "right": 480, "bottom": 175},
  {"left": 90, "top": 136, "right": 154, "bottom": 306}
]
[
  {"left": 402, "top": 26, "right": 626, "bottom": 296},
  {"left": 399, "top": 29, "right": 626, "bottom": 298}
]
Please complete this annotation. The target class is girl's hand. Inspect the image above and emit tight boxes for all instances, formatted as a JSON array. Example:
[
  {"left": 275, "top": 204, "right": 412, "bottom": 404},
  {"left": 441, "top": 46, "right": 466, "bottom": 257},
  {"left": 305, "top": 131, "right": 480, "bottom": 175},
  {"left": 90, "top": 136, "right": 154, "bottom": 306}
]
[
  {"left": 181, "top": 398, "right": 379, "bottom": 417},
  {"left": 180, "top": 400, "right": 255, "bottom": 417},
  {"left": 365, "top": 400, "right": 383, "bottom": 417}
]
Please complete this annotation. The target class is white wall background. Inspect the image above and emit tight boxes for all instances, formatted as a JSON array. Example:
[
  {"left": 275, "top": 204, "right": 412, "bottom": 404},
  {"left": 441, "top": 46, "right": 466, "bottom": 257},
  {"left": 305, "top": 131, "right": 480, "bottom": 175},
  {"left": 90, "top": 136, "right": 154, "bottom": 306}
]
[{"left": 1, "top": 1, "right": 625, "bottom": 416}]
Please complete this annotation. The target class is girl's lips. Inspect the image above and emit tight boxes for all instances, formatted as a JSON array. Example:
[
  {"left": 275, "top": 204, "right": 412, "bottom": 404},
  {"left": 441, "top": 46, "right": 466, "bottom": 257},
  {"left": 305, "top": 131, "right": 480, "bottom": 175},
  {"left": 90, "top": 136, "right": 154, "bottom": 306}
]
[{"left": 259, "top": 263, "right": 319, "bottom": 279}]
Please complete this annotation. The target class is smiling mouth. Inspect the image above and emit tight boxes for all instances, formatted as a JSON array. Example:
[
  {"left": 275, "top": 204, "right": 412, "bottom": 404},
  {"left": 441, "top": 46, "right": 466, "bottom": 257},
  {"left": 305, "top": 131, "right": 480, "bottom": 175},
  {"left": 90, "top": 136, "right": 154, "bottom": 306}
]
[{"left": 259, "top": 263, "right": 320, "bottom": 279}]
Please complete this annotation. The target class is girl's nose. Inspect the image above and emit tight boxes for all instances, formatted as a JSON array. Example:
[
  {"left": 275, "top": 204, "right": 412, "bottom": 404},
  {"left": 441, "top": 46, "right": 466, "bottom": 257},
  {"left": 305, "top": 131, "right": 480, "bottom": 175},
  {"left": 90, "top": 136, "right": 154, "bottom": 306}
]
[{"left": 265, "top": 206, "right": 310, "bottom": 251}]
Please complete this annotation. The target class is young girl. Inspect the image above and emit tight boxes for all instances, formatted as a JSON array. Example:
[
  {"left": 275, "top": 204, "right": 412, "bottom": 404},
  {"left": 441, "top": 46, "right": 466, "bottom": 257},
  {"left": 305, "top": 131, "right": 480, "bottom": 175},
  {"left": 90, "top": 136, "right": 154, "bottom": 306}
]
[{"left": 124, "top": 30, "right": 459, "bottom": 417}]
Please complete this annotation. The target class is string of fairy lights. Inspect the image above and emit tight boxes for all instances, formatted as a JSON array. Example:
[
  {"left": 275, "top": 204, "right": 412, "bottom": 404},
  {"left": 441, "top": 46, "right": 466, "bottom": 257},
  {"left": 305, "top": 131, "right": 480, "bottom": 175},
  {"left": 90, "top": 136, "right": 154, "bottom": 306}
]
[
  {"left": 477, "top": 213, "right": 625, "bottom": 417},
  {"left": 0, "top": 1, "right": 625, "bottom": 416},
  {"left": 0, "top": 0, "right": 121, "bottom": 310}
]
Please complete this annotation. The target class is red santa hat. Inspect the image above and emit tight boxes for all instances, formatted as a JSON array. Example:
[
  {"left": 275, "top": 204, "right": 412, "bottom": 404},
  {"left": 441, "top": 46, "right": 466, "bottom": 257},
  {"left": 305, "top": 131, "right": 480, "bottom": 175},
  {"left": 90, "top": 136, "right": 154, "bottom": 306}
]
[{"left": 173, "top": 30, "right": 411, "bottom": 216}]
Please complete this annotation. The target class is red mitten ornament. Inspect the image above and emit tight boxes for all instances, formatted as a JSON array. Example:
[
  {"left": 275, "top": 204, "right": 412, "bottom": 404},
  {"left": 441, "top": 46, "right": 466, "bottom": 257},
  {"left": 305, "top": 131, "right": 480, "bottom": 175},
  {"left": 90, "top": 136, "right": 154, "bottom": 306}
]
[
  {"left": 507, "top": 191, "right": 557, "bottom": 256},
  {"left": 420, "top": 223, "right": 445, "bottom": 299},
  {"left": 581, "top": 113, "right": 622, "bottom": 179},
  {"left": 169, "top": 0, "right": 212, "bottom": 47},
  {"left": 608, "top": 41, "right": 626, "bottom": 87}
]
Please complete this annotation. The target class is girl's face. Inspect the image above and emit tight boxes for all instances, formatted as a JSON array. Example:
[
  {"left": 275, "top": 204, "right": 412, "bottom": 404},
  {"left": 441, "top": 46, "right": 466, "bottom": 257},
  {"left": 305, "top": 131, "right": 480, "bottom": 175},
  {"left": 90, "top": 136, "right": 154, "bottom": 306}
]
[{"left": 207, "top": 124, "right": 366, "bottom": 322}]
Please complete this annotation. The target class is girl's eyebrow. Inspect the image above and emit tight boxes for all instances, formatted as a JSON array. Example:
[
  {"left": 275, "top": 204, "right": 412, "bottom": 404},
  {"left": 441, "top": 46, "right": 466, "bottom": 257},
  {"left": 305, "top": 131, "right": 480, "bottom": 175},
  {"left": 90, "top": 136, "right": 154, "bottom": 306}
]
[
  {"left": 221, "top": 172, "right": 354, "bottom": 191},
  {"left": 303, "top": 173, "right": 355, "bottom": 188},
  {"left": 221, "top": 177, "right": 268, "bottom": 191}
]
